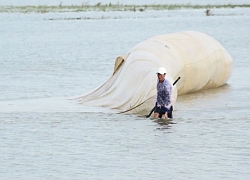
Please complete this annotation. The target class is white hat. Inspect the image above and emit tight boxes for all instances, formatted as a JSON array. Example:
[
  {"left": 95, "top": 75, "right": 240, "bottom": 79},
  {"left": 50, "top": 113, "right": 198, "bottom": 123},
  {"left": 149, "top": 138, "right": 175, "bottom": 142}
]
[{"left": 157, "top": 67, "right": 166, "bottom": 74}]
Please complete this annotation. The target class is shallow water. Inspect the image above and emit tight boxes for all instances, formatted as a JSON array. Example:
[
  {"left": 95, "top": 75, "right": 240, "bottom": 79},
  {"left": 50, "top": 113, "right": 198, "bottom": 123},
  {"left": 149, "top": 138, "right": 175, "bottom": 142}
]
[{"left": 1, "top": 6, "right": 250, "bottom": 180}]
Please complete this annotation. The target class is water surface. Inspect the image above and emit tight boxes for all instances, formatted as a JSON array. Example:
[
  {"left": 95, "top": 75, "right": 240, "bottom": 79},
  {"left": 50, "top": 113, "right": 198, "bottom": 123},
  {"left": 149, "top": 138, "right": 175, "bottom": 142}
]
[{"left": 0, "top": 5, "right": 250, "bottom": 180}]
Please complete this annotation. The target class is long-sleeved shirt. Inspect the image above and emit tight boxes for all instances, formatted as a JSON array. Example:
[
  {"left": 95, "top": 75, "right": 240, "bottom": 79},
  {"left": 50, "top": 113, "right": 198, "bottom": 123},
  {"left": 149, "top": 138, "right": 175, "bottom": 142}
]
[{"left": 156, "top": 79, "right": 172, "bottom": 108}]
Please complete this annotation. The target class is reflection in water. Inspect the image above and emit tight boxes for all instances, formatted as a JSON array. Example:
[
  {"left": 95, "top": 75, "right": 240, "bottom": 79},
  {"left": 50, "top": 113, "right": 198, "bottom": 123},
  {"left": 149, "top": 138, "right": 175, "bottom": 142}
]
[{"left": 151, "top": 117, "right": 176, "bottom": 130}]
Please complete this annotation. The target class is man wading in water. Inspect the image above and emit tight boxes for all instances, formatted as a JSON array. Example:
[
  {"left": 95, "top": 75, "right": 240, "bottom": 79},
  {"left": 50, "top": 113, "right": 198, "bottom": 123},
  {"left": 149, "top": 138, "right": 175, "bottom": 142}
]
[{"left": 154, "top": 67, "right": 173, "bottom": 119}]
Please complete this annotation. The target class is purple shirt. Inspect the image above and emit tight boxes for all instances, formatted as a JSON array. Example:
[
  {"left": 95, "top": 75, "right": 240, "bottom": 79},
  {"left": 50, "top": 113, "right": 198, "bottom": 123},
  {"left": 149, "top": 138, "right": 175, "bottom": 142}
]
[{"left": 156, "top": 79, "right": 172, "bottom": 107}]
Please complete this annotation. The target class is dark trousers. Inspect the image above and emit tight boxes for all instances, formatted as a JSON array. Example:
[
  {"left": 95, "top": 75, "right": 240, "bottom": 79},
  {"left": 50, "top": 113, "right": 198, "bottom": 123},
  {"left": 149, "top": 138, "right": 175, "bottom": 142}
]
[{"left": 155, "top": 105, "right": 173, "bottom": 119}]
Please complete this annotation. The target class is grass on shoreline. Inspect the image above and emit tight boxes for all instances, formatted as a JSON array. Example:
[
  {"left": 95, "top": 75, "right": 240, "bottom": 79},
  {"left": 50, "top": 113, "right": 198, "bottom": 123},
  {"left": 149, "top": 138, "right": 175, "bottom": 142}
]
[{"left": 1, "top": 3, "right": 250, "bottom": 13}]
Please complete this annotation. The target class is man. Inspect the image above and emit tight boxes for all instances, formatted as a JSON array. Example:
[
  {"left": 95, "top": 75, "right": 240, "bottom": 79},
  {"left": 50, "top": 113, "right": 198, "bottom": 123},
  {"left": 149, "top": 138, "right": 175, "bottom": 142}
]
[{"left": 154, "top": 67, "right": 173, "bottom": 119}]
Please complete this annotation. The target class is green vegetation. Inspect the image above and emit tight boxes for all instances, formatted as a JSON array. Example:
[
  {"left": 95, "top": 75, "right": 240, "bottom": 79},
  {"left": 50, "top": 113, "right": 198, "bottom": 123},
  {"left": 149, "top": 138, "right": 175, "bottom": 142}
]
[{"left": 0, "top": 3, "right": 250, "bottom": 13}]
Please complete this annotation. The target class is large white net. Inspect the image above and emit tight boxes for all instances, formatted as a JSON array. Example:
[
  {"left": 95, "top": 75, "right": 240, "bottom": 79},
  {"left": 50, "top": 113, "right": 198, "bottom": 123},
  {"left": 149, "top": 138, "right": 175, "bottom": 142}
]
[{"left": 77, "top": 31, "right": 233, "bottom": 115}]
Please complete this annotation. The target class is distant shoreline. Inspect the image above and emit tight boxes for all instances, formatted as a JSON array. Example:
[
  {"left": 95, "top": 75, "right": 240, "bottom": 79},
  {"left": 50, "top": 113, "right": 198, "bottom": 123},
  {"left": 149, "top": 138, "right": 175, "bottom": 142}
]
[{"left": 1, "top": 4, "right": 250, "bottom": 13}]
